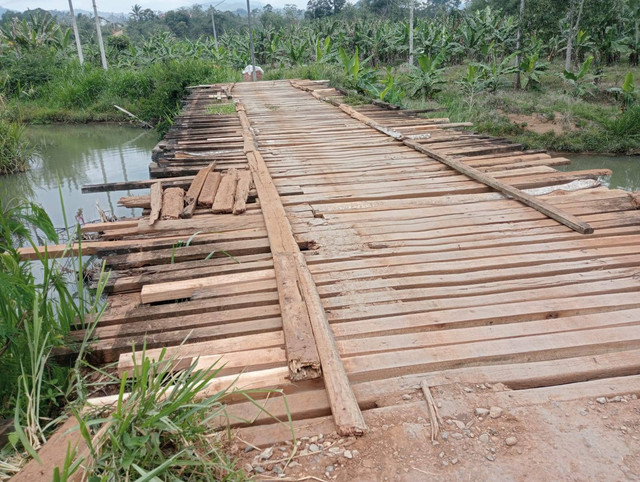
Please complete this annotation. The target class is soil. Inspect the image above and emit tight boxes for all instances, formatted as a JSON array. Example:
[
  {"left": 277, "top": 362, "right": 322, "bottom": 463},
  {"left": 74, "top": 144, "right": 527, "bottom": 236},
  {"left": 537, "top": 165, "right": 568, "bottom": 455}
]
[
  {"left": 237, "top": 383, "right": 640, "bottom": 481},
  {"left": 507, "top": 112, "right": 577, "bottom": 136}
]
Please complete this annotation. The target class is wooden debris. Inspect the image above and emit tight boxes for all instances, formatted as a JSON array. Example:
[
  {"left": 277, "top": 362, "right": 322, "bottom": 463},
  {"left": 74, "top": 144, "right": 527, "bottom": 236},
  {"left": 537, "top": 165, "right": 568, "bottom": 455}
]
[
  {"left": 198, "top": 172, "right": 222, "bottom": 206},
  {"left": 160, "top": 187, "right": 184, "bottom": 220},
  {"left": 233, "top": 169, "right": 253, "bottom": 214},
  {"left": 421, "top": 380, "right": 443, "bottom": 442},
  {"left": 118, "top": 195, "right": 151, "bottom": 209},
  {"left": 182, "top": 162, "right": 215, "bottom": 218},
  {"left": 212, "top": 168, "right": 239, "bottom": 213},
  {"left": 148, "top": 182, "right": 162, "bottom": 225},
  {"left": 630, "top": 192, "right": 640, "bottom": 209}
]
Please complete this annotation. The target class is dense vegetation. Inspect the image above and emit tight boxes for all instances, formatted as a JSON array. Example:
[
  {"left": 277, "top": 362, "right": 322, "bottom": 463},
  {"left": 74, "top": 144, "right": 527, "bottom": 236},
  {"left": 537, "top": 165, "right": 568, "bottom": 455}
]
[{"left": 1, "top": 0, "right": 639, "bottom": 156}]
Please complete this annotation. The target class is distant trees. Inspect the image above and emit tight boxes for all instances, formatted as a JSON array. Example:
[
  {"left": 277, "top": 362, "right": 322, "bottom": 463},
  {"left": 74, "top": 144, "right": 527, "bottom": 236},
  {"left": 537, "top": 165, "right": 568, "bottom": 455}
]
[{"left": 306, "top": 0, "right": 346, "bottom": 19}]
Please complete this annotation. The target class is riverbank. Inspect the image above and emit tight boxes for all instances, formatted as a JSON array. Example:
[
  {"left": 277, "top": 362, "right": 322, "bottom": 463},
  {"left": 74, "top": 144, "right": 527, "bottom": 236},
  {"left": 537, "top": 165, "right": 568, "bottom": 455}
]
[{"left": 2, "top": 59, "right": 240, "bottom": 135}]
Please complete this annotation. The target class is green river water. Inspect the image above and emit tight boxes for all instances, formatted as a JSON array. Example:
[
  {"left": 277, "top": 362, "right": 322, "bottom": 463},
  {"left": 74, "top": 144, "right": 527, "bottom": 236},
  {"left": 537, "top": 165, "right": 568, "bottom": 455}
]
[
  {"left": 0, "top": 124, "right": 158, "bottom": 228},
  {"left": 1, "top": 126, "right": 639, "bottom": 232}
]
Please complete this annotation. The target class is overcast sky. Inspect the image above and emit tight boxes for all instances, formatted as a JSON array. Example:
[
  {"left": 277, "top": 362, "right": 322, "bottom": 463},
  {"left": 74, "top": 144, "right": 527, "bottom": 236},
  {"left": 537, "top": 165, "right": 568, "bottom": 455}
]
[{"left": 2, "top": 0, "right": 307, "bottom": 14}]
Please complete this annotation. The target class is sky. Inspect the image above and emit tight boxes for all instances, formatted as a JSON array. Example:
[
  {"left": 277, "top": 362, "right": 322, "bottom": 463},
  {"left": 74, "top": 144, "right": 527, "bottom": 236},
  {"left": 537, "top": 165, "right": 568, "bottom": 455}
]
[{"left": 1, "top": 0, "right": 307, "bottom": 14}]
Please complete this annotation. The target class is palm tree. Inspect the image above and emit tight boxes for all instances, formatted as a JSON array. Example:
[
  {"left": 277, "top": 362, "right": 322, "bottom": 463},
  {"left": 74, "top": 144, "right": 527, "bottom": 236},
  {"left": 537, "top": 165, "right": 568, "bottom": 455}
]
[{"left": 130, "top": 4, "right": 143, "bottom": 21}]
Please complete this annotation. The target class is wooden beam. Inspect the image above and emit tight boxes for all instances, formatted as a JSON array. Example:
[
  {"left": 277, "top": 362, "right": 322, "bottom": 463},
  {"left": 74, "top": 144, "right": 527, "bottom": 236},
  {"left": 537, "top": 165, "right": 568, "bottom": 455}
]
[
  {"left": 148, "top": 181, "right": 162, "bottom": 225},
  {"left": 182, "top": 162, "right": 215, "bottom": 218},
  {"left": 403, "top": 139, "right": 594, "bottom": 234},
  {"left": 237, "top": 103, "right": 366, "bottom": 435}
]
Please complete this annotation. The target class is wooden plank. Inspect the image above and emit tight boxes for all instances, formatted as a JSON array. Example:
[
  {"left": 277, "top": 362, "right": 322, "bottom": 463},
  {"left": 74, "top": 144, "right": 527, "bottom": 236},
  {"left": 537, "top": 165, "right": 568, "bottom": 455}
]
[
  {"left": 118, "top": 195, "right": 150, "bottom": 209},
  {"left": 239, "top": 102, "right": 365, "bottom": 433},
  {"left": 160, "top": 187, "right": 184, "bottom": 220},
  {"left": 212, "top": 169, "right": 238, "bottom": 213},
  {"left": 148, "top": 181, "right": 162, "bottom": 225},
  {"left": 82, "top": 175, "right": 195, "bottom": 193},
  {"left": 182, "top": 162, "right": 215, "bottom": 218},
  {"left": 233, "top": 169, "right": 252, "bottom": 214},
  {"left": 403, "top": 139, "right": 594, "bottom": 234},
  {"left": 198, "top": 172, "right": 222, "bottom": 206},
  {"left": 140, "top": 269, "right": 276, "bottom": 304}
]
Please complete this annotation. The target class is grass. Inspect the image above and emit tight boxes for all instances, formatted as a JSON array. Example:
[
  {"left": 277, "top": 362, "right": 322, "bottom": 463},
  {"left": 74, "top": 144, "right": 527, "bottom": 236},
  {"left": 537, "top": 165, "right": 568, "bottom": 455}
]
[
  {"left": 3, "top": 58, "right": 242, "bottom": 136},
  {"left": 0, "top": 120, "right": 34, "bottom": 174},
  {"left": 403, "top": 61, "right": 640, "bottom": 154},
  {"left": 206, "top": 103, "right": 237, "bottom": 115}
]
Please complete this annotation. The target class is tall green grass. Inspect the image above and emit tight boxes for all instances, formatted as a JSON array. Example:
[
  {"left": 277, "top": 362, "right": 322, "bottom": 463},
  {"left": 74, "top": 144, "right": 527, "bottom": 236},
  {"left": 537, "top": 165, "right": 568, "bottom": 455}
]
[
  {"left": 0, "top": 120, "right": 33, "bottom": 174},
  {"left": 5, "top": 59, "right": 241, "bottom": 135}
]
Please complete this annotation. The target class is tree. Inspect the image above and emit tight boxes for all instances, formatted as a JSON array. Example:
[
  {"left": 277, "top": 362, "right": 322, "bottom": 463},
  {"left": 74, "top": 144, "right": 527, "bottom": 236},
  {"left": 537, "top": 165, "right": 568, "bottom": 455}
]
[
  {"left": 306, "top": 0, "right": 346, "bottom": 17},
  {"left": 130, "top": 4, "right": 143, "bottom": 21},
  {"left": 565, "top": 0, "right": 586, "bottom": 71},
  {"left": 514, "top": 0, "right": 524, "bottom": 88}
]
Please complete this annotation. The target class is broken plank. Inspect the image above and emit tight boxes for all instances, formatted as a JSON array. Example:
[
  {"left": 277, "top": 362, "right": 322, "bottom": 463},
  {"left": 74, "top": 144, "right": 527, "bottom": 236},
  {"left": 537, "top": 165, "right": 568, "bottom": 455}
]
[
  {"left": 212, "top": 169, "right": 238, "bottom": 213},
  {"left": 233, "top": 169, "right": 253, "bottom": 214},
  {"left": 182, "top": 162, "right": 215, "bottom": 218}
]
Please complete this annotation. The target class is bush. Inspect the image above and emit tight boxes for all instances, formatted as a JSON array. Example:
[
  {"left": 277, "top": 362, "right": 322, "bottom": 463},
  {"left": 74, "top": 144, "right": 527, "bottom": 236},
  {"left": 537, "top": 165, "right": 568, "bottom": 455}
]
[{"left": 0, "top": 119, "right": 33, "bottom": 174}]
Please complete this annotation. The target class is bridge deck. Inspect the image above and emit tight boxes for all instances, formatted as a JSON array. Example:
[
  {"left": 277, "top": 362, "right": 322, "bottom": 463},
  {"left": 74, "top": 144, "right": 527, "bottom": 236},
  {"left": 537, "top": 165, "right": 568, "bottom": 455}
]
[{"left": 83, "top": 80, "right": 640, "bottom": 446}]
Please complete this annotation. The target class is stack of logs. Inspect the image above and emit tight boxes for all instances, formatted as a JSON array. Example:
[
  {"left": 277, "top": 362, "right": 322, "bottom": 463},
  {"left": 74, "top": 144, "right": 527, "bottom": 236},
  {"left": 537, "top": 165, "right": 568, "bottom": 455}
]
[{"left": 121, "top": 163, "right": 254, "bottom": 225}]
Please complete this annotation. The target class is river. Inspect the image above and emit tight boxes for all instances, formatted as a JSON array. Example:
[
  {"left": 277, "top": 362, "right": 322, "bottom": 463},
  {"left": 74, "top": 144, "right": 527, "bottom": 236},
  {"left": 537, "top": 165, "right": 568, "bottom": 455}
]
[
  {"left": 556, "top": 153, "right": 640, "bottom": 192},
  {"left": 0, "top": 124, "right": 158, "bottom": 229}
]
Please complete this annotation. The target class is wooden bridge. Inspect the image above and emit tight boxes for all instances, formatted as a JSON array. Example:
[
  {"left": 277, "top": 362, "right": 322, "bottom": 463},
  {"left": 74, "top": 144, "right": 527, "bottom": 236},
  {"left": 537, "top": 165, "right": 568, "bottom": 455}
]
[{"left": 71, "top": 80, "right": 640, "bottom": 447}]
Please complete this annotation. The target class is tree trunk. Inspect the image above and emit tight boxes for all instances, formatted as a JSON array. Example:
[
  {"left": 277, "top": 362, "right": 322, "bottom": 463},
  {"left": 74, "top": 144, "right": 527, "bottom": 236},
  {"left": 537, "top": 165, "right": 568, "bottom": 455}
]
[
  {"left": 515, "top": 0, "right": 525, "bottom": 89},
  {"left": 565, "top": 0, "right": 585, "bottom": 71},
  {"left": 409, "top": 0, "right": 414, "bottom": 66},
  {"left": 68, "top": 0, "right": 83, "bottom": 65},
  {"left": 92, "top": 0, "right": 108, "bottom": 70}
]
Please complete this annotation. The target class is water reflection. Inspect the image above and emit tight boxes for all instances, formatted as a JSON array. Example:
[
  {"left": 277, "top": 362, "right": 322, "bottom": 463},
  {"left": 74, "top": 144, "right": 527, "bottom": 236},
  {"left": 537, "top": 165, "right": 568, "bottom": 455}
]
[
  {"left": 557, "top": 154, "right": 640, "bottom": 192},
  {"left": 0, "top": 125, "right": 158, "bottom": 228}
]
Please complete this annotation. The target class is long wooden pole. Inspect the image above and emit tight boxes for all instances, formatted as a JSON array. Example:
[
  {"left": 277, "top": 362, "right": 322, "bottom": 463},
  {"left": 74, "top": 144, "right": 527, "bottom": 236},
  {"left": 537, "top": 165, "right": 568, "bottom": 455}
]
[
  {"left": 515, "top": 0, "right": 524, "bottom": 89},
  {"left": 92, "top": 0, "right": 108, "bottom": 70},
  {"left": 68, "top": 0, "right": 84, "bottom": 64},
  {"left": 409, "top": 0, "right": 414, "bottom": 66},
  {"left": 246, "top": 0, "right": 257, "bottom": 81},
  {"left": 290, "top": 81, "right": 594, "bottom": 235}
]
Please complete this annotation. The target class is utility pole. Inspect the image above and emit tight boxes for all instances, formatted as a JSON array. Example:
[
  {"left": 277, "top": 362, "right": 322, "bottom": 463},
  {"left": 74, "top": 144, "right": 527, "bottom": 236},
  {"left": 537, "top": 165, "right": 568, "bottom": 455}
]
[
  {"left": 211, "top": 0, "right": 225, "bottom": 50},
  {"left": 68, "top": 0, "right": 84, "bottom": 64},
  {"left": 246, "top": 0, "right": 257, "bottom": 81},
  {"left": 409, "top": 0, "right": 414, "bottom": 66},
  {"left": 92, "top": 0, "right": 108, "bottom": 70},
  {"left": 515, "top": 0, "right": 524, "bottom": 88}
]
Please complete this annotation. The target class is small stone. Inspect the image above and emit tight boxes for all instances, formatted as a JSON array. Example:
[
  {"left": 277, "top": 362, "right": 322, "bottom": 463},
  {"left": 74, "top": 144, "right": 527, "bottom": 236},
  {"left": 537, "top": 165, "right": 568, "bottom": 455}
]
[
  {"left": 288, "top": 461, "right": 301, "bottom": 468},
  {"left": 442, "top": 460, "right": 449, "bottom": 466},
  {"left": 475, "top": 408, "right": 490, "bottom": 417},
  {"left": 382, "top": 424, "right": 390, "bottom": 431},
  {"left": 260, "top": 447, "right": 274, "bottom": 460},
  {"left": 451, "top": 433, "right": 464, "bottom": 440},
  {"left": 608, "top": 396, "right": 623, "bottom": 403},
  {"left": 621, "top": 426, "right": 629, "bottom": 432},
  {"left": 318, "top": 434, "right": 324, "bottom": 440},
  {"left": 279, "top": 447, "right": 287, "bottom": 452},
  {"left": 344, "top": 450, "right": 353, "bottom": 459},
  {"left": 486, "top": 455, "right": 495, "bottom": 462},
  {"left": 452, "top": 419, "right": 466, "bottom": 430},
  {"left": 441, "top": 431, "right": 449, "bottom": 441},
  {"left": 273, "top": 465, "right": 284, "bottom": 475},
  {"left": 402, "top": 394, "right": 412, "bottom": 400},
  {"left": 325, "top": 465, "right": 335, "bottom": 473},
  {"left": 309, "top": 444, "right": 321, "bottom": 453},
  {"left": 464, "top": 387, "right": 473, "bottom": 393},
  {"left": 244, "top": 464, "right": 253, "bottom": 473},
  {"left": 299, "top": 449, "right": 309, "bottom": 456},
  {"left": 479, "top": 433, "right": 490, "bottom": 443},
  {"left": 254, "top": 466, "right": 266, "bottom": 474},
  {"left": 451, "top": 458, "right": 459, "bottom": 465},
  {"left": 580, "top": 410, "right": 588, "bottom": 416},
  {"left": 245, "top": 446, "right": 255, "bottom": 453},
  {"left": 596, "top": 397, "right": 607, "bottom": 404},
  {"left": 505, "top": 437, "right": 518, "bottom": 446},
  {"left": 489, "top": 407, "right": 503, "bottom": 419},
  {"left": 329, "top": 447, "right": 343, "bottom": 455},
  {"left": 439, "top": 451, "right": 445, "bottom": 458}
]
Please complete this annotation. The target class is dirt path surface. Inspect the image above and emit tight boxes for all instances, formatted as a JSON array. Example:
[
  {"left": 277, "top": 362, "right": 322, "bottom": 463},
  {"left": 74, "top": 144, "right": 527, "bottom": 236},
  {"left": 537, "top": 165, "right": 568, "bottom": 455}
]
[{"left": 238, "top": 385, "right": 640, "bottom": 481}]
